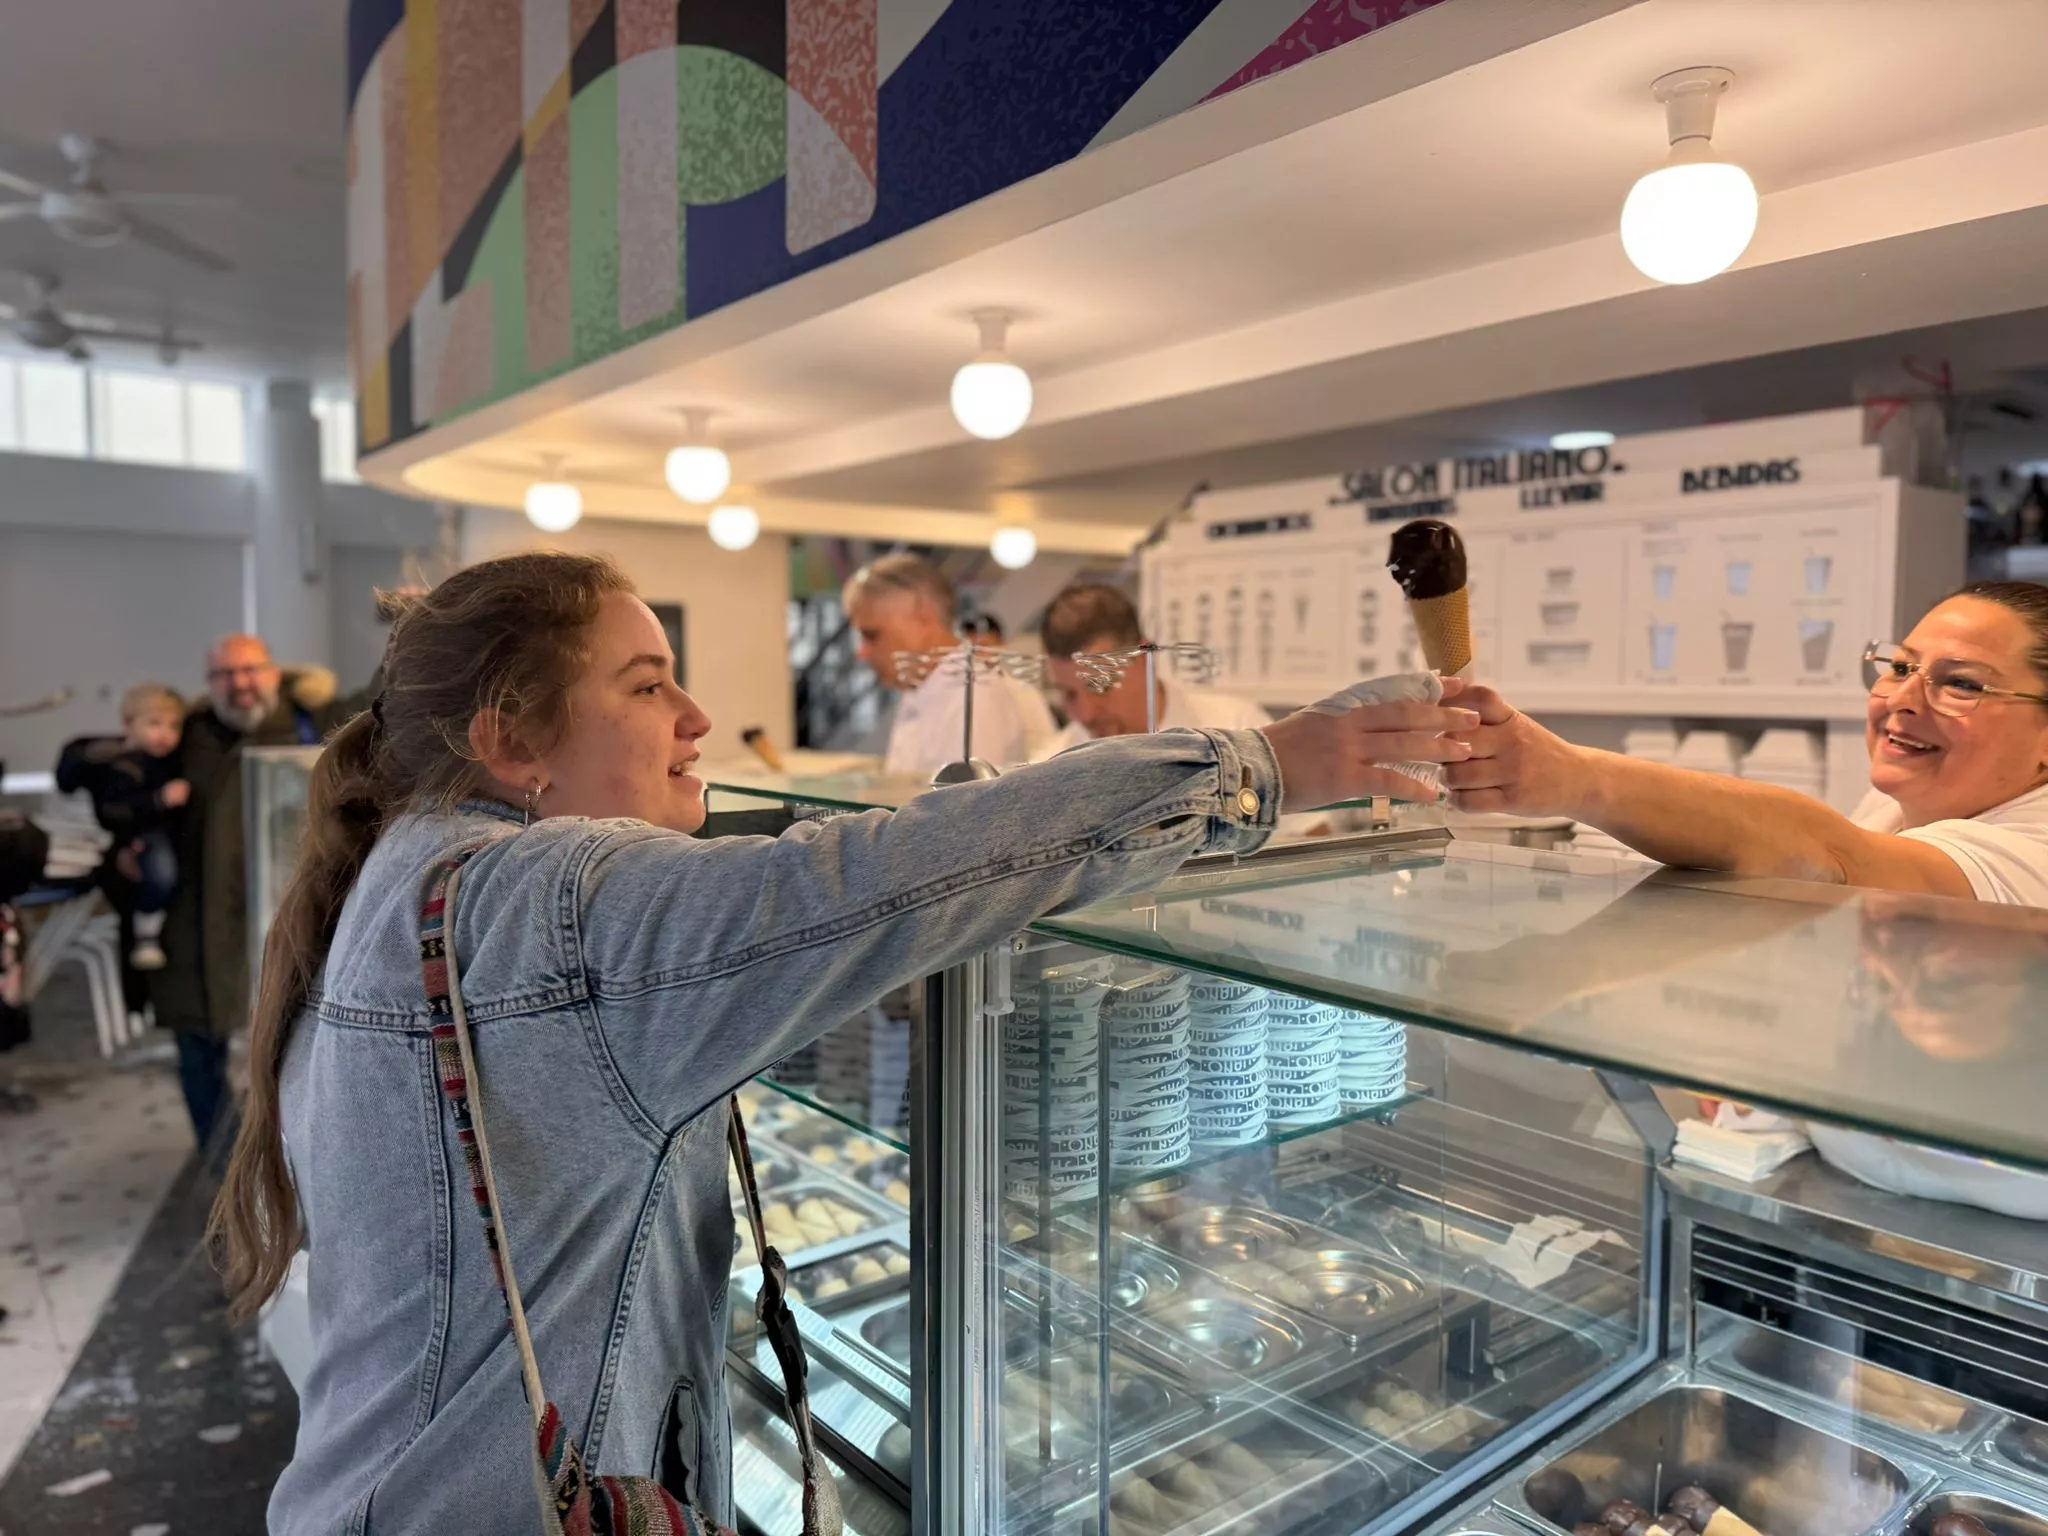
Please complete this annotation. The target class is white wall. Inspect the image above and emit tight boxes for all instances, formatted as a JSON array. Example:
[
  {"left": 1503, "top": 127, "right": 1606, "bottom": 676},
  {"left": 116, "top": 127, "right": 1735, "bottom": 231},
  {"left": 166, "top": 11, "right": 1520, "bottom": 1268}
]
[
  {"left": 0, "top": 449, "right": 441, "bottom": 776},
  {"left": 0, "top": 524, "right": 246, "bottom": 772},
  {"left": 461, "top": 511, "right": 794, "bottom": 761}
]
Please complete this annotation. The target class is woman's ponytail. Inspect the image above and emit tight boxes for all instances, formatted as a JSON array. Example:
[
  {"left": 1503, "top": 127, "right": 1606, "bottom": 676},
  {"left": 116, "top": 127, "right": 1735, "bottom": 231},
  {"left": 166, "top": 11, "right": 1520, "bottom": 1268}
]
[{"left": 210, "top": 709, "right": 387, "bottom": 1320}]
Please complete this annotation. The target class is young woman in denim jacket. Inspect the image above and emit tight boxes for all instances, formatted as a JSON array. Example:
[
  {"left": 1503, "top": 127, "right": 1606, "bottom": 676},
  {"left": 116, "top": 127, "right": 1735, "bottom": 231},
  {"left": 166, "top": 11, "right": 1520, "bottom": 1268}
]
[{"left": 214, "top": 551, "right": 1477, "bottom": 1536}]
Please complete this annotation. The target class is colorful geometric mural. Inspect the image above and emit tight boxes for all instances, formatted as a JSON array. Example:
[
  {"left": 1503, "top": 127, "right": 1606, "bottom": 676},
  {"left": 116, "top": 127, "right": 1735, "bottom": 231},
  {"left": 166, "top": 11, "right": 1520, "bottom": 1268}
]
[{"left": 346, "top": 0, "right": 1446, "bottom": 454}]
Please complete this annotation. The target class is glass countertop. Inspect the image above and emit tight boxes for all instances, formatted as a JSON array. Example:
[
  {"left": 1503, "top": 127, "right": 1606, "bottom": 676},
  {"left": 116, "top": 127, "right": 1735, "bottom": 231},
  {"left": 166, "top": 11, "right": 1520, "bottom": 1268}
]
[{"left": 1034, "top": 841, "right": 2048, "bottom": 1174}]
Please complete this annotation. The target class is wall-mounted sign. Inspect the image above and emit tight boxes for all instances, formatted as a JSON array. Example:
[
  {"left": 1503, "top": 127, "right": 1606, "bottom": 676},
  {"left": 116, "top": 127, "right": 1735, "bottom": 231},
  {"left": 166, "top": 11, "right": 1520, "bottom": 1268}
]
[
  {"left": 1681, "top": 459, "right": 1802, "bottom": 494},
  {"left": 1328, "top": 444, "right": 1625, "bottom": 521}
]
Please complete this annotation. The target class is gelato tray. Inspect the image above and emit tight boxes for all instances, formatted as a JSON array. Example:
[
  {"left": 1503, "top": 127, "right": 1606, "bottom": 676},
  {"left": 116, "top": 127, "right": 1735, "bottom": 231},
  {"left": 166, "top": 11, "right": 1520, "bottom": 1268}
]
[
  {"left": 1907, "top": 1491, "right": 2048, "bottom": 1536},
  {"left": 1509, "top": 1383, "right": 1912, "bottom": 1536},
  {"left": 1719, "top": 1327, "right": 1995, "bottom": 1452},
  {"left": 1099, "top": 1410, "right": 1392, "bottom": 1536}
]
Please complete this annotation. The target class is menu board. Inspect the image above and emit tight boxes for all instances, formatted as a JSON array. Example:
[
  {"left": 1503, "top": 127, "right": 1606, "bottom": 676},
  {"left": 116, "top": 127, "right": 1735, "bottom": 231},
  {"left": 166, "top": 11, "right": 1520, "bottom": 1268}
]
[{"left": 1141, "top": 423, "right": 1962, "bottom": 723}]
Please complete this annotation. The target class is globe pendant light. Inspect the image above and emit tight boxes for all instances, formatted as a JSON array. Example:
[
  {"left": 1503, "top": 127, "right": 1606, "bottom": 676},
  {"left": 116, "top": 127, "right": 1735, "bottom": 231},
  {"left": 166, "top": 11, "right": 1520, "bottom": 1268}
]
[
  {"left": 524, "top": 453, "right": 583, "bottom": 532},
  {"left": 989, "top": 524, "right": 1037, "bottom": 570},
  {"left": 1620, "top": 67, "right": 1759, "bottom": 286},
  {"left": 707, "top": 503, "right": 760, "bottom": 552},
  {"left": 664, "top": 407, "right": 732, "bottom": 504},
  {"left": 950, "top": 309, "right": 1033, "bottom": 440}
]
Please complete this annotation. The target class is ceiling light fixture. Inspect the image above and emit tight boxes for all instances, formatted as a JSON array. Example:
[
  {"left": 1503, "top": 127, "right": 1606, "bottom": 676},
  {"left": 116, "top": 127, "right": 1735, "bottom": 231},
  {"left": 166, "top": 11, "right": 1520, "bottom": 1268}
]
[
  {"left": 524, "top": 454, "right": 583, "bottom": 533},
  {"left": 1620, "top": 66, "right": 1758, "bottom": 286},
  {"left": 1549, "top": 430, "right": 1616, "bottom": 451},
  {"left": 664, "top": 408, "right": 732, "bottom": 504},
  {"left": 950, "top": 309, "right": 1033, "bottom": 441},
  {"left": 989, "top": 524, "right": 1038, "bottom": 571},
  {"left": 707, "top": 503, "right": 761, "bottom": 552}
]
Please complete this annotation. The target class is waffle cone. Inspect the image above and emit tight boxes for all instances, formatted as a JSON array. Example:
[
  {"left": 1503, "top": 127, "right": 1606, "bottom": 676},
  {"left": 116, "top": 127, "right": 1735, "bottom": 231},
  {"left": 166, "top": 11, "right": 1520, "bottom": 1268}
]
[{"left": 1410, "top": 589, "right": 1473, "bottom": 675}]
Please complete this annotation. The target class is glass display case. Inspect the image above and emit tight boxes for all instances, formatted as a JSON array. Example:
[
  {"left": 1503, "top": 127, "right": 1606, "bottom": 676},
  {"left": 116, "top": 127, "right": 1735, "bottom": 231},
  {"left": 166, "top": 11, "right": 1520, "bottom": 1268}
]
[
  {"left": 244, "top": 748, "right": 2048, "bottom": 1536},
  {"left": 244, "top": 745, "right": 324, "bottom": 972}
]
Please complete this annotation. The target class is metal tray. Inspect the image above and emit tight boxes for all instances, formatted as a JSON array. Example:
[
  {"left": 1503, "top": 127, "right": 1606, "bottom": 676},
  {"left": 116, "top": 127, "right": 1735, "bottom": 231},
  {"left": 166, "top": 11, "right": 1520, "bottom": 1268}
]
[
  {"left": 1716, "top": 1327, "right": 1997, "bottom": 1455},
  {"left": 1155, "top": 1204, "right": 1305, "bottom": 1266},
  {"left": 1307, "top": 1371, "right": 1504, "bottom": 1468},
  {"left": 1011, "top": 1225, "right": 1189, "bottom": 1316},
  {"left": 1980, "top": 1420, "right": 2048, "bottom": 1492},
  {"left": 754, "top": 1179, "right": 902, "bottom": 1257},
  {"left": 784, "top": 1239, "right": 911, "bottom": 1313},
  {"left": 1507, "top": 1383, "right": 1913, "bottom": 1536},
  {"left": 1102, "top": 1409, "right": 1394, "bottom": 1536},
  {"left": 1001, "top": 1348, "right": 1203, "bottom": 1475},
  {"left": 1906, "top": 1489, "right": 2048, "bottom": 1536},
  {"left": 834, "top": 1293, "right": 1057, "bottom": 1385},
  {"left": 1269, "top": 1246, "right": 1432, "bottom": 1339},
  {"left": 1117, "top": 1291, "right": 1347, "bottom": 1401}
]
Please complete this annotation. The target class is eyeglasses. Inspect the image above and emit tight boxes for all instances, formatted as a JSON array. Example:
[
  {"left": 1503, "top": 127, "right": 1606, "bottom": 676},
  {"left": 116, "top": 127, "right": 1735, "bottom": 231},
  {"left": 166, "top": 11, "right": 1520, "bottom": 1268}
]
[{"left": 1862, "top": 642, "right": 2048, "bottom": 718}]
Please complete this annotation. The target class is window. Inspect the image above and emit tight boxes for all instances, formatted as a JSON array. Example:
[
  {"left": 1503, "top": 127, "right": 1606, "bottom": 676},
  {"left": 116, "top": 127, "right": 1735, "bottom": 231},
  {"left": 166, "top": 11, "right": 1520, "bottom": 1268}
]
[
  {"left": 19, "top": 360, "right": 88, "bottom": 456},
  {"left": 0, "top": 356, "right": 248, "bottom": 471},
  {"left": 312, "top": 395, "right": 361, "bottom": 483},
  {"left": 187, "top": 381, "right": 248, "bottom": 471},
  {"left": 93, "top": 369, "right": 185, "bottom": 464}
]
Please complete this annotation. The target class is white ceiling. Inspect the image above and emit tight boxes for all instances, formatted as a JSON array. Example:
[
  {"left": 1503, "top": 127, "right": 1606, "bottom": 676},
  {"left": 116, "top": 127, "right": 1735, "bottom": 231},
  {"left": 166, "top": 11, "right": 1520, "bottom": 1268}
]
[
  {"left": 0, "top": 0, "right": 348, "bottom": 382},
  {"left": 371, "top": 0, "right": 2048, "bottom": 550}
]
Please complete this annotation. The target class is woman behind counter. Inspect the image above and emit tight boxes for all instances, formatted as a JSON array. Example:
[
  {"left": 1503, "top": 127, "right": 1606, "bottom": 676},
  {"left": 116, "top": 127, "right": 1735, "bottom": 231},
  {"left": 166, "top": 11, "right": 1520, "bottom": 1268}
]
[
  {"left": 215, "top": 550, "right": 1478, "bottom": 1536},
  {"left": 1448, "top": 579, "right": 2048, "bottom": 1218},
  {"left": 1447, "top": 582, "right": 2048, "bottom": 903}
]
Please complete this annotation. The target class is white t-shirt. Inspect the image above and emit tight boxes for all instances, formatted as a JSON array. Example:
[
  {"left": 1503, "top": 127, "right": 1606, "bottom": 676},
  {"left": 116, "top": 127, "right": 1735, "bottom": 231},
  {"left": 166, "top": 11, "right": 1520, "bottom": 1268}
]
[
  {"left": 1034, "top": 681, "right": 1272, "bottom": 761},
  {"left": 1848, "top": 780, "right": 2048, "bottom": 906},
  {"left": 883, "top": 661, "right": 1059, "bottom": 776}
]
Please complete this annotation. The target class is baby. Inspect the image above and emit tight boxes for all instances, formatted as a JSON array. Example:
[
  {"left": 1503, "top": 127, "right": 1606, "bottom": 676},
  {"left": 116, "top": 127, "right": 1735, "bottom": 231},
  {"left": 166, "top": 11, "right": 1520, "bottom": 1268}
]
[{"left": 59, "top": 684, "right": 191, "bottom": 969}]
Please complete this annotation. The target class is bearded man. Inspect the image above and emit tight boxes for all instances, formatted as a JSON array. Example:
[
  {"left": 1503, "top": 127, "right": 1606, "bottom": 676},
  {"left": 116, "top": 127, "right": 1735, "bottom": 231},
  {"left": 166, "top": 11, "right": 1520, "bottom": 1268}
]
[{"left": 155, "top": 634, "right": 359, "bottom": 1145}]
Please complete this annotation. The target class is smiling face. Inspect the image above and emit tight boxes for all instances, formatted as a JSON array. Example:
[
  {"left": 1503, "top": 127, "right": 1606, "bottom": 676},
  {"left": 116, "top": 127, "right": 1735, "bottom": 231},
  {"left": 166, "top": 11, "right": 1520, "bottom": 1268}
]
[
  {"left": 1866, "top": 596, "right": 2048, "bottom": 825},
  {"left": 514, "top": 591, "right": 712, "bottom": 832}
]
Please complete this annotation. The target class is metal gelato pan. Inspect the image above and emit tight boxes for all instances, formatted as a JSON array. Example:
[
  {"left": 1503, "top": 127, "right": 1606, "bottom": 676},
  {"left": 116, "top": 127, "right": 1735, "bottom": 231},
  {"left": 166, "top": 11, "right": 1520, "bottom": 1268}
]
[
  {"left": 1102, "top": 1410, "right": 1392, "bottom": 1536},
  {"left": 1510, "top": 1384, "right": 1912, "bottom": 1536},
  {"left": 1907, "top": 1490, "right": 2048, "bottom": 1536},
  {"left": 1723, "top": 1328, "right": 1994, "bottom": 1453}
]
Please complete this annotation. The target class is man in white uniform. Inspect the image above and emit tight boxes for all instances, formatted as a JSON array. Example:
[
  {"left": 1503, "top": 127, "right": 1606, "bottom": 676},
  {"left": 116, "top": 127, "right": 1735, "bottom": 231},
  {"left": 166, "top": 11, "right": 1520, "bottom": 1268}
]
[
  {"left": 844, "top": 553, "right": 1058, "bottom": 776},
  {"left": 1034, "top": 584, "right": 1273, "bottom": 758}
]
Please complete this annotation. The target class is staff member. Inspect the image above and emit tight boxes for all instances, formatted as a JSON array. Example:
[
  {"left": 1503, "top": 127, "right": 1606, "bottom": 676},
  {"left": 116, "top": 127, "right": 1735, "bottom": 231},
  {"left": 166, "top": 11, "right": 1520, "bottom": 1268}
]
[
  {"left": 844, "top": 553, "right": 1057, "bottom": 775},
  {"left": 1035, "top": 584, "right": 1273, "bottom": 755},
  {"left": 1450, "top": 580, "right": 2048, "bottom": 1215},
  {"left": 1448, "top": 582, "right": 2048, "bottom": 901}
]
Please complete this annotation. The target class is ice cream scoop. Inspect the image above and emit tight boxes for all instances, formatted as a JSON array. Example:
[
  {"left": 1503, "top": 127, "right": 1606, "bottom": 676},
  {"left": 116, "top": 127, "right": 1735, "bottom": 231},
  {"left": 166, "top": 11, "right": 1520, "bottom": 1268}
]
[{"left": 1386, "top": 518, "right": 1473, "bottom": 675}]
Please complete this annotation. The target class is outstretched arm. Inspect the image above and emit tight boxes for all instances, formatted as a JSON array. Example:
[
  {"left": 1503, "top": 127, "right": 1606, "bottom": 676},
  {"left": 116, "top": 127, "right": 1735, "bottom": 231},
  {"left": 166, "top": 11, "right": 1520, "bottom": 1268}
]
[{"left": 1444, "top": 686, "right": 1973, "bottom": 897}]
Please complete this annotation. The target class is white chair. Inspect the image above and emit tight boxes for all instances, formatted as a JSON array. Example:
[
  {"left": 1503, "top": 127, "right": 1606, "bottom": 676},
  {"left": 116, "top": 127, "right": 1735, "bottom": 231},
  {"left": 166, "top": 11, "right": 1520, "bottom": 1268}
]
[{"left": 20, "top": 789, "right": 134, "bottom": 1058}]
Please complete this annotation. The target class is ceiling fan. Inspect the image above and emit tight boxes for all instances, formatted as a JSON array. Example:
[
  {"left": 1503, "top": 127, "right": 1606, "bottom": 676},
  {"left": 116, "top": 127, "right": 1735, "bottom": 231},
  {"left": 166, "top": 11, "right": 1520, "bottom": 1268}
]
[
  {"left": 1, "top": 273, "right": 203, "bottom": 364},
  {"left": 0, "top": 135, "right": 233, "bottom": 273}
]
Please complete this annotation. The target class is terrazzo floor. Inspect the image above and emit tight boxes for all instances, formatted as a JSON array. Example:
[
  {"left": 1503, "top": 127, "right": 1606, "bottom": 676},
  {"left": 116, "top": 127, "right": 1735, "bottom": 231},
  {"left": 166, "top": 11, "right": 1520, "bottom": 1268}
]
[{"left": 0, "top": 970, "right": 293, "bottom": 1533}]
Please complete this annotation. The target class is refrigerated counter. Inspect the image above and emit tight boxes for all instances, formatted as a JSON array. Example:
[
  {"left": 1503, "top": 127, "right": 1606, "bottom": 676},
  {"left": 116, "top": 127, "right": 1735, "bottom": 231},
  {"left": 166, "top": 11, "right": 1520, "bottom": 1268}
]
[
  {"left": 706, "top": 769, "right": 2048, "bottom": 1536},
  {"left": 245, "top": 750, "right": 2048, "bottom": 1536}
]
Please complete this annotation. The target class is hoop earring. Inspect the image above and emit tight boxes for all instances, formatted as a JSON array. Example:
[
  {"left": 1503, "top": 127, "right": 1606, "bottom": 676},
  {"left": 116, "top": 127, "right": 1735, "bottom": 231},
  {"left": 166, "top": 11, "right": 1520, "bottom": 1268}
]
[{"left": 523, "top": 781, "right": 542, "bottom": 827}]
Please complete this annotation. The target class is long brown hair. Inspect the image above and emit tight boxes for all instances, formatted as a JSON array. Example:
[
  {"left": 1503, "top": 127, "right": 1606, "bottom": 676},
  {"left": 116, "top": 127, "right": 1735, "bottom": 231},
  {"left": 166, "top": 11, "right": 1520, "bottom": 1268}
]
[{"left": 209, "top": 550, "right": 632, "bottom": 1320}]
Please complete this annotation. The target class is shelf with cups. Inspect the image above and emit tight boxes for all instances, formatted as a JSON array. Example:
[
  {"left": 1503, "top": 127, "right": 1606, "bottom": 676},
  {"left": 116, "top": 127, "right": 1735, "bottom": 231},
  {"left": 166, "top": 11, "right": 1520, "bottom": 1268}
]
[{"left": 1001, "top": 956, "right": 1424, "bottom": 1207}]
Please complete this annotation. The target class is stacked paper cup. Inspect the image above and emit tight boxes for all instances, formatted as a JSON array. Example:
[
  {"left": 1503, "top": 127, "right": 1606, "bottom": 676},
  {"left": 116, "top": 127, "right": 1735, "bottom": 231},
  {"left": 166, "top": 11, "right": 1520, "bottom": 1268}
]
[
  {"left": 1103, "top": 967, "right": 1193, "bottom": 1174},
  {"left": 1001, "top": 956, "right": 1113, "bottom": 1199},
  {"left": 1336, "top": 1009, "right": 1408, "bottom": 1107},
  {"left": 1188, "top": 976, "right": 1269, "bottom": 1150},
  {"left": 1265, "top": 993, "right": 1343, "bottom": 1127}
]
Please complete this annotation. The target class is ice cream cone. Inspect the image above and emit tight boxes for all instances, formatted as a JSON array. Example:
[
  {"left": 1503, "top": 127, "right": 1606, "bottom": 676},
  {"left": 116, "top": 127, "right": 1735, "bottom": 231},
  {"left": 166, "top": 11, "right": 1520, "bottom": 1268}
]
[{"left": 1410, "top": 588, "right": 1473, "bottom": 676}]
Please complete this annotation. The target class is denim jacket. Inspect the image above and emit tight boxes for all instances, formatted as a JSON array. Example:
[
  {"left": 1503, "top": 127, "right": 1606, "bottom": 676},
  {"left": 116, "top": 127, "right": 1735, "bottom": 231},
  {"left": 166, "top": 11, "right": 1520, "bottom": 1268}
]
[{"left": 269, "top": 727, "right": 1279, "bottom": 1535}]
